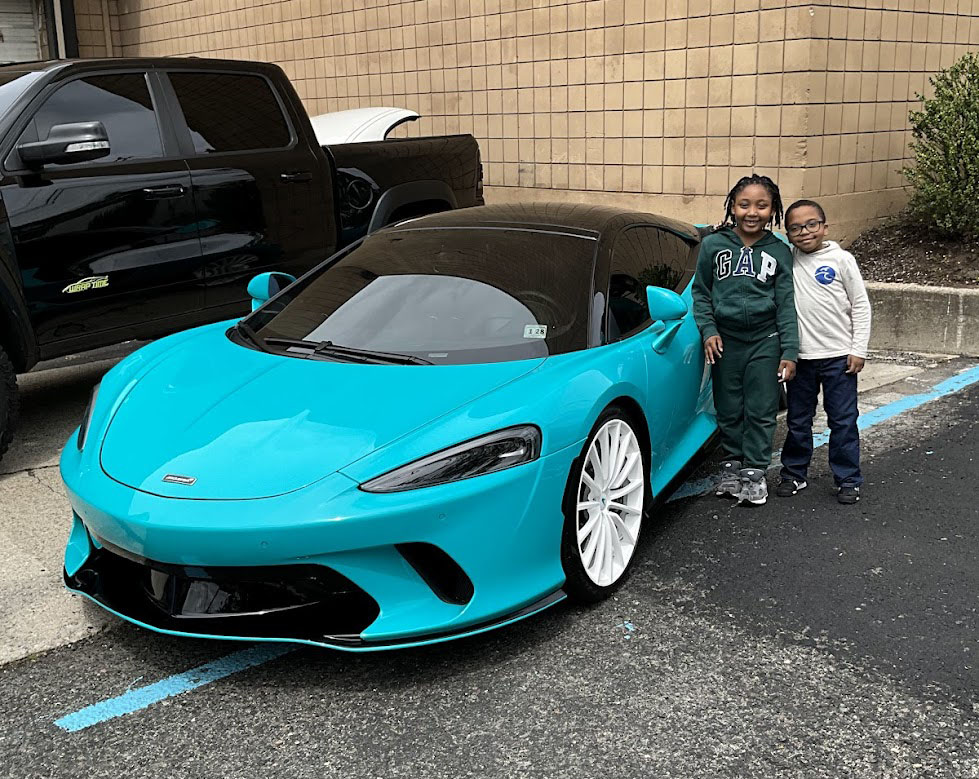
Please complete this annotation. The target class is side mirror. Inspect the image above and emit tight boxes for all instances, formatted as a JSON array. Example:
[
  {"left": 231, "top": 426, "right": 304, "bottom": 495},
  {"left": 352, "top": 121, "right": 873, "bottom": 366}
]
[
  {"left": 247, "top": 271, "right": 296, "bottom": 311},
  {"left": 18, "top": 122, "right": 110, "bottom": 167},
  {"left": 646, "top": 285, "right": 687, "bottom": 322}
]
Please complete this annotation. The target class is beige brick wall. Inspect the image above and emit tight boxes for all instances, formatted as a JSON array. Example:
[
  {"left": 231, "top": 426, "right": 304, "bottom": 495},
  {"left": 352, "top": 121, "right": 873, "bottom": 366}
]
[
  {"left": 74, "top": 0, "right": 121, "bottom": 58},
  {"left": 804, "top": 1, "right": 979, "bottom": 239},
  {"left": 99, "top": 0, "right": 979, "bottom": 241}
]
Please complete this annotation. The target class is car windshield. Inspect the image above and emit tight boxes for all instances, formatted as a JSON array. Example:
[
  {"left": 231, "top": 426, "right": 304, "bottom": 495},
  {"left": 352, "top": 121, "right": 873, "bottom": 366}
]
[
  {"left": 0, "top": 71, "right": 44, "bottom": 117},
  {"left": 247, "top": 227, "right": 597, "bottom": 365}
]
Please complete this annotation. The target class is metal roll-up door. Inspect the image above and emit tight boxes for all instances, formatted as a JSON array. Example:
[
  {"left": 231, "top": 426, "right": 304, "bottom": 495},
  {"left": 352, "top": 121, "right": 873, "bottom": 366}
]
[{"left": 0, "top": 0, "right": 39, "bottom": 64}]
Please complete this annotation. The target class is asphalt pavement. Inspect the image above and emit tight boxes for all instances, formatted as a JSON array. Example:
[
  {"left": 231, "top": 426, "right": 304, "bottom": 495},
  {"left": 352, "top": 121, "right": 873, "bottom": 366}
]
[{"left": 0, "top": 350, "right": 977, "bottom": 778}]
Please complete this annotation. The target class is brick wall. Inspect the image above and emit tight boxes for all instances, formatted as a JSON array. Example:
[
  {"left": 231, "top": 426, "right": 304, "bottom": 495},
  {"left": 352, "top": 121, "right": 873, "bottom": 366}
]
[
  {"left": 74, "top": 0, "right": 120, "bottom": 57},
  {"left": 97, "top": 0, "right": 979, "bottom": 241}
]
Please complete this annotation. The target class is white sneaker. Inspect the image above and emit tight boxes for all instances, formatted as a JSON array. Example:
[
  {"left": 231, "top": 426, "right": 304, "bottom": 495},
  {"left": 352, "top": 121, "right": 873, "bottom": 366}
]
[{"left": 738, "top": 468, "right": 768, "bottom": 505}]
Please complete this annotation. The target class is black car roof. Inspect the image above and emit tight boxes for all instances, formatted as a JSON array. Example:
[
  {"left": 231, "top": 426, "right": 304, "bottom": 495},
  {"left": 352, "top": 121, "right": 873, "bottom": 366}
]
[
  {"left": 0, "top": 56, "right": 281, "bottom": 77},
  {"left": 385, "top": 202, "right": 700, "bottom": 242}
]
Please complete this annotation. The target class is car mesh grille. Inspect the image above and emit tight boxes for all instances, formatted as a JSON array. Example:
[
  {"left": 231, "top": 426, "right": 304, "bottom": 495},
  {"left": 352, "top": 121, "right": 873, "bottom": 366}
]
[{"left": 67, "top": 540, "right": 379, "bottom": 642}]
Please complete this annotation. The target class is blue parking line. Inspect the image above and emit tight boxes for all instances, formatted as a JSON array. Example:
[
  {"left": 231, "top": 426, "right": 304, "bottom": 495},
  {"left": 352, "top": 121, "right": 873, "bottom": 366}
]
[
  {"left": 54, "top": 643, "right": 295, "bottom": 733},
  {"left": 671, "top": 363, "right": 979, "bottom": 500},
  {"left": 54, "top": 364, "right": 979, "bottom": 732}
]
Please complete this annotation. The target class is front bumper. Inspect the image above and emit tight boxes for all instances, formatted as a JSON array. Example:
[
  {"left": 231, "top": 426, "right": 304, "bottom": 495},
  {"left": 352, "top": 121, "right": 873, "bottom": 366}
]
[{"left": 61, "top": 436, "right": 580, "bottom": 649}]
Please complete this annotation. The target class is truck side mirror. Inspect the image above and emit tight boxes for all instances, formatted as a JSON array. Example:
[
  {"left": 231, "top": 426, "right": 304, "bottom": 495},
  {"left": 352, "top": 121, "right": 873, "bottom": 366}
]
[
  {"left": 247, "top": 271, "right": 296, "bottom": 311},
  {"left": 18, "top": 122, "right": 111, "bottom": 167}
]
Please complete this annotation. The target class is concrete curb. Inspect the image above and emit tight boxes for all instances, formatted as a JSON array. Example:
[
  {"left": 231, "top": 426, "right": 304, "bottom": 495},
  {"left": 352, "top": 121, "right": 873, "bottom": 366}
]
[{"left": 867, "top": 281, "right": 979, "bottom": 357}]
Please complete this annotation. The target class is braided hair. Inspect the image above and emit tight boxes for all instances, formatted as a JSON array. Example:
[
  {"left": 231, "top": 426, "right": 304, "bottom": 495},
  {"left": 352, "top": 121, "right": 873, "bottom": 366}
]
[{"left": 721, "top": 174, "right": 784, "bottom": 229}]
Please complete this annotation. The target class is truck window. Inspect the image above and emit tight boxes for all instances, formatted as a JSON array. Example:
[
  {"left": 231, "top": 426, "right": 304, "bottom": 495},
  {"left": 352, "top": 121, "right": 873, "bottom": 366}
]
[
  {"left": 168, "top": 72, "right": 292, "bottom": 153},
  {"left": 19, "top": 73, "right": 163, "bottom": 164}
]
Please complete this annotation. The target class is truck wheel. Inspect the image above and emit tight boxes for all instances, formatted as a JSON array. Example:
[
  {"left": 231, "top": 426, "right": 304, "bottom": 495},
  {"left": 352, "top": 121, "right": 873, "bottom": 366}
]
[{"left": 0, "top": 345, "right": 18, "bottom": 461}]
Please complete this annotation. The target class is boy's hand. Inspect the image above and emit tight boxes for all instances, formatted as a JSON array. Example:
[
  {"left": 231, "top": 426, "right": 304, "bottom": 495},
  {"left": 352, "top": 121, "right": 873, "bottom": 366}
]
[
  {"left": 778, "top": 360, "right": 796, "bottom": 383},
  {"left": 704, "top": 335, "right": 723, "bottom": 364},
  {"left": 846, "top": 355, "right": 865, "bottom": 374}
]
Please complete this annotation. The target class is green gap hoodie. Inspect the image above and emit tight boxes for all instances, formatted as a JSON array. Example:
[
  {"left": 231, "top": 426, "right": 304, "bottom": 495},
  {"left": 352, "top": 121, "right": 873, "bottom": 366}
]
[{"left": 691, "top": 226, "right": 799, "bottom": 362}]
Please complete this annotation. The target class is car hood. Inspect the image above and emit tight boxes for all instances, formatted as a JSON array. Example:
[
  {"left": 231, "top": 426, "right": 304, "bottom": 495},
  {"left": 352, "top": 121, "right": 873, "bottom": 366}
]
[{"left": 100, "top": 331, "right": 544, "bottom": 500}]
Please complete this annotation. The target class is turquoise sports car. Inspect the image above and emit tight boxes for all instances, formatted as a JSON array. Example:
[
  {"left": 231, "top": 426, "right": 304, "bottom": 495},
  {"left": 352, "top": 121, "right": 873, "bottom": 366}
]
[{"left": 61, "top": 203, "right": 717, "bottom": 651}]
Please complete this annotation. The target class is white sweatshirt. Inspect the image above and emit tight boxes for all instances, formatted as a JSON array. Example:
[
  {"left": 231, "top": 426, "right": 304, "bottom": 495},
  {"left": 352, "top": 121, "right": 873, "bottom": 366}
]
[{"left": 791, "top": 241, "right": 872, "bottom": 359}]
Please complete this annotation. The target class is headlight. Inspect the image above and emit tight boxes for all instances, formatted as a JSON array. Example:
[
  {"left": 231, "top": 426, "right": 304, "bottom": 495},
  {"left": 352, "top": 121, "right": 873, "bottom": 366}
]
[
  {"left": 360, "top": 425, "right": 541, "bottom": 493},
  {"left": 76, "top": 383, "right": 100, "bottom": 451}
]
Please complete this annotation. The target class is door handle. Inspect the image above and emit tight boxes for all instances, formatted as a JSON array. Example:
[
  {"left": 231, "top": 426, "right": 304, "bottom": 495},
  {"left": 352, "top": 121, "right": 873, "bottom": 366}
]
[
  {"left": 142, "top": 185, "right": 186, "bottom": 199},
  {"left": 280, "top": 170, "right": 312, "bottom": 183}
]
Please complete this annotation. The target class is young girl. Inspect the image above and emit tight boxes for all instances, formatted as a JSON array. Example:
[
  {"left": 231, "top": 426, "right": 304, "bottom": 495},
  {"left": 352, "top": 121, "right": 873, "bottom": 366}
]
[{"left": 691, "top": 174, "right": 799, "bottom": 505}]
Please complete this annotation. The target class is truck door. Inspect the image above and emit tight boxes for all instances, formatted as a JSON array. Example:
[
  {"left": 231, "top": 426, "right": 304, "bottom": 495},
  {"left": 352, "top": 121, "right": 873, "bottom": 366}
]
[
  {"left": 0, "top": 70, "right": 203, "bottom": 351},
  {"left": 162, "top": 69, "right": 336, "bottom": 318}
]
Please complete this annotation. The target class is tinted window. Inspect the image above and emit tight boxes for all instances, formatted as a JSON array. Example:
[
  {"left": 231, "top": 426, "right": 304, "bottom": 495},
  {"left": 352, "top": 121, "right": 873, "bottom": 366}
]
[
  {"left": 22, "top": 73, "right": 162, "bottom": 164},
  {"left": 607, "top": 226, "right": 693, "bottom": 340},
  {"left": 248, "top": 228, "right": 596, "bottom": 364},
  {"left": 170, "top": 73, "right": 291, "bottom": 153}
]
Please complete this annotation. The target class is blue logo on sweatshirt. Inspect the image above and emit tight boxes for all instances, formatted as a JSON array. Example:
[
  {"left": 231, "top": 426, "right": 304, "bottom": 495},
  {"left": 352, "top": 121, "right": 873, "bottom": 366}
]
[{"left": 814, "top": 265, "right": 836, "bottom": 285}]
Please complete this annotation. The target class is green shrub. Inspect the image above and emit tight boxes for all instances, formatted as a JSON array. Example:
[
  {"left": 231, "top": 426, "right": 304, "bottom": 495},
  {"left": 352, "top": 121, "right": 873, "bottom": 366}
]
[{"left": 903, "top": 52, "right": 979, "bottom": 239}]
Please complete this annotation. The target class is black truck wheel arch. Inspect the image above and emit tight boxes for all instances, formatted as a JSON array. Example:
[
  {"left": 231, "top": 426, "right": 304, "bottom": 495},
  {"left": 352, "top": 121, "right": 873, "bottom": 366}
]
[{"left": 368, "top": 179, "right": 458, "bottom": 232}]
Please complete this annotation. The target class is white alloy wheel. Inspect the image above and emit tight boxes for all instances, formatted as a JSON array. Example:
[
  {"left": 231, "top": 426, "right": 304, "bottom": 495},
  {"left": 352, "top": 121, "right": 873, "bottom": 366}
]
[{"left": 574, "top": 418, "right": 645, "bottom": 587}]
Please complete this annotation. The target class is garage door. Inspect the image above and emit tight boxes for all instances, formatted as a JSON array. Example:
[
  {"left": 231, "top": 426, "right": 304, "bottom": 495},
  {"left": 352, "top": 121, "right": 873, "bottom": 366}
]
[{"left": 0, "top": 0, "right": 39, "bottom": 64}]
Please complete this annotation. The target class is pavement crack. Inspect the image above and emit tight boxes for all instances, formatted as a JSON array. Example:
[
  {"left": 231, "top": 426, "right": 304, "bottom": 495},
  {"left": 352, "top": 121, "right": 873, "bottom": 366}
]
[
  {"left": 25, "top": 467, "right": 63, "bottom": 498},
  {"left": 0, "top": 463, "right": 60, "bottom": 478}
]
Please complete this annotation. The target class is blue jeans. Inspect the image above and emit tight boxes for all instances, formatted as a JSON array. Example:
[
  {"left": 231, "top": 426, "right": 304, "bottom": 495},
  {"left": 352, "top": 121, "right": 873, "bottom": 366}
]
[{"left": 780, "top": 356, "right": 863, "bottom": 487}]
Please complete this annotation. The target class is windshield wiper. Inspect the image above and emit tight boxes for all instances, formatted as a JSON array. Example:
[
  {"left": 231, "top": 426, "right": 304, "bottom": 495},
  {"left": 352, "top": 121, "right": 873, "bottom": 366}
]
[
  {"left": 235, "top": 321, "right": 266, "bottom": 352},
  {"left": 263, "top": 337, "right": 432, "bottom": 365}
]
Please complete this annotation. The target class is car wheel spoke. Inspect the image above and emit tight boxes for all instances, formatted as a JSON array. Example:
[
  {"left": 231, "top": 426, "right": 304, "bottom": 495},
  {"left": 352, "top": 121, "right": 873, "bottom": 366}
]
[
  {"left": 577, "top": 511, "right": 601, "bottom": 544},
  {"left": 608, "top": 514, "right": 625, "bottom": 567},
  {"left": 609, "top": 426, "right": 630, "bottom": 486},
  {"left": 610, "top": 510, "right": 638, "bottom": 547},
  {"left": 587, "top": 445, "right": 604, "bottom": 485},
  {"left": 581, "top": 471, "right": 601, "bottom": 494},
  {"left": 609, "top": 478, "right": 643, "bottom": 501},
  {"left": 608, "top": 501, "right": 641, "bottom": 516},
  {"left": 581, "top": 516, "right": 602, "bottom": 567},
  {"left": 601, "top": 516, "right": 614, "bottom": 584},
  {"left": 605, "top": 423, "right": 621, "bottom": 486},
  {"left": 611, "top": 450, "right": 641, "bottom": 490}
]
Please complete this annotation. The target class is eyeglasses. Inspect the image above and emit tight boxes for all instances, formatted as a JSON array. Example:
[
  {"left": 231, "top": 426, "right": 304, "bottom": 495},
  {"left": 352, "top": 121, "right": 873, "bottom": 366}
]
[{"left": 787, "top": 219, "right": 825, "bottom": 236}]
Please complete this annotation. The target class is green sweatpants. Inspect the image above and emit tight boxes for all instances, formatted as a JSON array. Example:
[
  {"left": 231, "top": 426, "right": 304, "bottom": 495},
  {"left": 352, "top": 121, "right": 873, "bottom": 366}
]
[{"left": 711, "top": 332, "right": 781, "bottom": 469}]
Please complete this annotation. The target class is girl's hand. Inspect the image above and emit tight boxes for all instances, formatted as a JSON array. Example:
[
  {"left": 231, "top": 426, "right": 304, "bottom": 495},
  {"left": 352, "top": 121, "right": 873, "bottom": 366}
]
[
  {"left": 704, "top": 335, "right": 723, "bottom": 364},
  {"left": 778, "top": 360, "right": 796, "bottom": 382},
  {"left": 846, "top": 355, "right": 865, "bottom": 374}
]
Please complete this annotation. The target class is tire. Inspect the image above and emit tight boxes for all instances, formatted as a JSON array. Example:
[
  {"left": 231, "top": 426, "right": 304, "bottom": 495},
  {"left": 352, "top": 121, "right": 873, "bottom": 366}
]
[
  {"left": 0, "top": 344, "right": 19, "bottom": 461},
  {"left": 560, "top": 405, "right": 650, "bottom": 604}
]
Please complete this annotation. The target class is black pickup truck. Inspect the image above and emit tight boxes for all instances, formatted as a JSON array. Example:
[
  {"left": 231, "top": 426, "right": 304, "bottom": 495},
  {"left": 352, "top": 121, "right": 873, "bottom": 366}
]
[{"left": 0, "top": 57, "right": 483, "bottom": 458}]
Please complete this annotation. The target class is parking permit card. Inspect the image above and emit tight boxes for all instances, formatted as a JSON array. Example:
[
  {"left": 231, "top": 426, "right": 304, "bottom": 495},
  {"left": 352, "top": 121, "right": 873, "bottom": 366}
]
[{"left": 524, "top": 324, "right": 548, "bottom": 339}]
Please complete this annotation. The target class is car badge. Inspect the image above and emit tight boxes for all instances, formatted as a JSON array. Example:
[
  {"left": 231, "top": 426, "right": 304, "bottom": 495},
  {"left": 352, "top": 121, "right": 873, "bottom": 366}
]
[
  {"left": 62, "top": 276, "right": 109, "bottom": 294},
  {"left": 162, "top": 474, "right": 197, "bottom": 486}
]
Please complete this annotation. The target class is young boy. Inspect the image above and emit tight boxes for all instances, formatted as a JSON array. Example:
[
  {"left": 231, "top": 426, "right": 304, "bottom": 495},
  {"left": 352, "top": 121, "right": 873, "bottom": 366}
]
[{"left": 777, "top": 200, "right": 872, "bottom": 504}]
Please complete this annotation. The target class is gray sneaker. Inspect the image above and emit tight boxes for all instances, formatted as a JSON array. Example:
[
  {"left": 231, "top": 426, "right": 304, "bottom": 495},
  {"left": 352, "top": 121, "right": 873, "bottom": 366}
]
[
  {"left": 714, "top": 460, "right": 742, "bottom": 497},
  {"left": 738, "top": 468, "right": 768, "bottom": 505}
]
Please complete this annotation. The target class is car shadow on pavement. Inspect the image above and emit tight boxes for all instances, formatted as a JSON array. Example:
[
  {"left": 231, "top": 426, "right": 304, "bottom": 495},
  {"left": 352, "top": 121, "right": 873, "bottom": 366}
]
[{"left": 3, "top": 358, "right": 122, "bottom": 475}]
